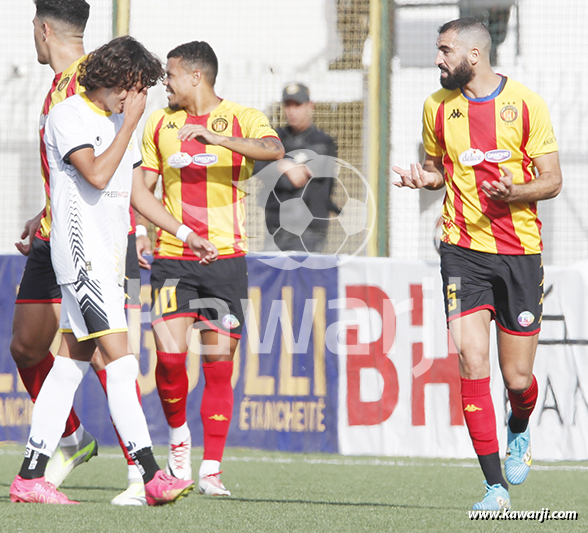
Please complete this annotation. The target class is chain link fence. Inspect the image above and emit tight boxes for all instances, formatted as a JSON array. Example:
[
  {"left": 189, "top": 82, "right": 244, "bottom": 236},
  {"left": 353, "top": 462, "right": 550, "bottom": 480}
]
[{"left": 2, "top": 0, "right": 587, "bottom": 265}]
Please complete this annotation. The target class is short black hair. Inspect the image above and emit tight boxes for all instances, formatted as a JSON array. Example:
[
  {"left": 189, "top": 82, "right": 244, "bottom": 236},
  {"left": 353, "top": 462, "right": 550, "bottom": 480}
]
[
  {"left": 167, "top": 41, "right": 218, "bottom": 85},
  {"left": 79, "top": 36, "right": 164, "bottom": 92},
  {"left": 34, "top": 0, "right": 90, "bottom": 32},
  {"left": 438, "top": 17, "right": 491, "bottom": 40}
]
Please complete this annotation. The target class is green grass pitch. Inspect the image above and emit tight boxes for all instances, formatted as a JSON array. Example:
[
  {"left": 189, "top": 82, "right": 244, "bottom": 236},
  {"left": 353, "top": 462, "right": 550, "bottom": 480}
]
[{"left": 0, "top": 444, "right": 586, "bottom": 533}]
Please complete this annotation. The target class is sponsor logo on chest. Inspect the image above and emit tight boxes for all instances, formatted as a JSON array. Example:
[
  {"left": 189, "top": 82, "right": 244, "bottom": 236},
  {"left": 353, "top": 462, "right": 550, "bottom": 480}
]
[
  {"left": 458, "top": 148, "right": 512, "bottom": 166},
  {"left": 192, "top": 153, "right": 218, "bottom": 166},
  {"left": 168, "top": 152, "right": 219, "bottom": 168},
  {"left": 458, "top": 148, "right": 485, "bottom": 166}
]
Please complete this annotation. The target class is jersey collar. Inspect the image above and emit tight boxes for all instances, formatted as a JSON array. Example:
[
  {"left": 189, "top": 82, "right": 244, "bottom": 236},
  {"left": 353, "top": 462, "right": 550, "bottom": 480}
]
[
  {"left": 81, "top": 92, "right": 112, "bottom": 117},
  {"left": 461, "top": 75, "right": 507, "bottom": 103}
]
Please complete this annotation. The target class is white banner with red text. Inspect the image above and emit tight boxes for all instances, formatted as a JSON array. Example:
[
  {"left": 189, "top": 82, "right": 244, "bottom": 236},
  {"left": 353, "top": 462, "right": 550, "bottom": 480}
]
[{"left": 337, "top": 257, "right": 588, "bottom": 460}]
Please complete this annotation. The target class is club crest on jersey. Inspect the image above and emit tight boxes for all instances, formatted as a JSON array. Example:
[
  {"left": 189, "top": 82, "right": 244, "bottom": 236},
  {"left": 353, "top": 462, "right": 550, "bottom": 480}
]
[
  {"left": 500, "top": 105, "right": 518, "bottom": 123},
  {"left": 518, "top": 311, "right": 535, "bottom": 328},
  {"left": 192, "top": 153, "right": 218, "bottom": 166},
  {"left": 57, "top": 76, "right": 70, "bottom": 92},
  {"left": 211, "top": 117, "right": 229, "bottom": 133},
  {"left": 458, "top": 148, "right": 485, "bottom": 166},
  {"left": 168, "top": 152, "right": 192, "bottom": 168},
  {"left": 484, "top": 149, "right": 511, "bottom": 163}
]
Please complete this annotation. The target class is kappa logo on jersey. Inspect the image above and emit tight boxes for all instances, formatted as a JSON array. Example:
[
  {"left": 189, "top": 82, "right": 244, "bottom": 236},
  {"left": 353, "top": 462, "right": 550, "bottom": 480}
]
[
  {"left": 193, "top": 153, "right": 218, "bottom": 166},
  {"left": 168, "top": 152, "right": 193, "bottom": 168},
  {"left": 211, "top": 117, "right": 229, "bottom": 133},
  {"left": 464, "top": 404, "right": 482, "bottom": 412},
  {"left": 500, "top": 105, "right": 518, "bottom": 123},
  {"left": 484, "top": 149, "right": 511, "bottom": 163},
  {"left": 459, "top": 148, "right": 485, "bottom": 166},
  {"left": 57, "top": 76, "right": 71, "bottom": 92},
  {"left": 448, "top": 108, "right": 465, "bottom": 119},
  {"left": 165, "top": 121, "right": 178, "bottom": 129},
  {"left": 95, "top": 136, "right": 102, "bottom": 146}
]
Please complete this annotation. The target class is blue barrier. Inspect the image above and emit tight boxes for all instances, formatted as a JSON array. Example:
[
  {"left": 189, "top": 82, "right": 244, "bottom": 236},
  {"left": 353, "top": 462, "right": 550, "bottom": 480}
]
[{"left": 0, "top": 253, "right": 339, "bottom": 454}]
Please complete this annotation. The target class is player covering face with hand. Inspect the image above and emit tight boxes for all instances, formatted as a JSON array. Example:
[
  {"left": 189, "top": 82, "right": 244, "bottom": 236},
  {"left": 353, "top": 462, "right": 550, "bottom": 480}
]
[{"left": 10, "top": 35, "right": 217, "bottom": 506}]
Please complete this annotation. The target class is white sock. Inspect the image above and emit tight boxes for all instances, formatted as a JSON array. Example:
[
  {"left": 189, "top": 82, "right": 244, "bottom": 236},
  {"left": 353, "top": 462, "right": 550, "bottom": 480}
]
[
  {"left": 105, "top": 355, "right": 152, "bottom": 455},
  {"left": 127, "top": 463, "right": 143, "bottom": 485},
  {"left": 28, "top": 356, "right": 89, "bottom": 456},
  {"left": 58, "top": 423, "right": 85, "bottom": 448},
  {"left": 199, "top": 459, "right": 221, "bottom": 479},
  {"left": 169, "top": 422, "right": 191, "bottom": 444}
]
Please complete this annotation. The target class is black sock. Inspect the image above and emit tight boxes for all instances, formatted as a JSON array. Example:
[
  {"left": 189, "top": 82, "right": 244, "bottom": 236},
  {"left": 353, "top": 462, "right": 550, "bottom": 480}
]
[
  {"left": 478, "top": 452, "right": 508, "bottom": 490},
  {"left": 508, "top": 413, "right": 529, "bottom": 434},
  {"left": 130, "top": 447, "right": 159, "bottom": 484},
  {"left": 19, "top": 448, "right": 50, "bottom": 480}
]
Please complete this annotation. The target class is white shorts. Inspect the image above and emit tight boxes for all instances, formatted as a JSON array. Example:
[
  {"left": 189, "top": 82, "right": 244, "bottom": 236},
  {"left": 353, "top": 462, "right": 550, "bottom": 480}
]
[{"left": 60, "top": 278, "right": 128, "bottom": 341}]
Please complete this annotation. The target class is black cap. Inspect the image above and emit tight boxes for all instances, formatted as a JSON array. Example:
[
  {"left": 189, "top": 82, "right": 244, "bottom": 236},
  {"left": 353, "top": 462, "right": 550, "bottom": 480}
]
[{"left": 282, "top": 82, "right": 310, "bottom": 104}]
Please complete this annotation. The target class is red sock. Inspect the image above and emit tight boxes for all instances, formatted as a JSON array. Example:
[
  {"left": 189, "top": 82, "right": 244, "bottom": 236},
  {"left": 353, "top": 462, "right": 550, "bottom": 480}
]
[
  {"left": 508, "top": 375, "right": 538, "bottom": 420},
  {"left": 201, "top": 361, "right": 234, "bottom": 462},
  {"left": 18, "top": 352, "right": 80, "bottom": 438},
  {"left": 95, "top": 367, "right": 142, "bottom": 465},
  {"left": 155, "top": 351, "right": 188, "bottom": 428},
  {"left": 461, "top": 377, "right": 499, "bottom": 456}
]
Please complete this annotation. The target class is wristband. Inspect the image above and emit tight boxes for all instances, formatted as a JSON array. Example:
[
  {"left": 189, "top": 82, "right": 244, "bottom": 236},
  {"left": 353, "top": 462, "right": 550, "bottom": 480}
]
[
  {"left": 135, "top": 224, "right": 148, "bottom": 238},
  {"left": 175, "top": 224, "right": 193, "bottom": 243}
]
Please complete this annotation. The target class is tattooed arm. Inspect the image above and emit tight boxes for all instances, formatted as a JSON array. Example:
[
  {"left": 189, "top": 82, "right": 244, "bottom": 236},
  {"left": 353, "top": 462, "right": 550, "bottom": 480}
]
[{"left": 176, "top": 124, "right": 285, "bottom": 161}]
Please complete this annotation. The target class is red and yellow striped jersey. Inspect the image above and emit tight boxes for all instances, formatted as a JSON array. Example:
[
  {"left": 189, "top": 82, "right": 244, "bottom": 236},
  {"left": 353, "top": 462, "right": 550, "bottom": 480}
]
[
  {"left": 423, "top": 76, "right": 558, "bottom": 255},
  {"left": 37, "top": 56, "right": 86, "bottom": 240},
  {"left": 141, "top": 99, "right": 278, "bottom": 259}
]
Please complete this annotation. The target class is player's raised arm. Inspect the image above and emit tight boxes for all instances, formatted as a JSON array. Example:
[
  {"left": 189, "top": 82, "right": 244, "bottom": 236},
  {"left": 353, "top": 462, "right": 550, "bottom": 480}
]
[
  {"left": 392, "top": 153, "right": 445, "bottom": 190},
  {"left": 176, "top": 124, "right": 285, "bottom": 161},
  {"left": 67, "top": 88, "right": 147, "bottom": 190},
  {"left": 480, "top": 152, "right": 562, "bottom": 202}
]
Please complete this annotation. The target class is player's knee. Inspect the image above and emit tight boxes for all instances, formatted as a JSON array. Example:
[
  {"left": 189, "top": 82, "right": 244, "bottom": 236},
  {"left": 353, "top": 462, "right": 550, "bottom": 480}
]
[
  {"left": 9, "top": 335, "right": 44, "bottom": 367},
  {"left": 503, "top": 374, "right": 532, "bottom": 394},
  {"left": 458, "top": 353, "right": 490, "bottom": 380}
]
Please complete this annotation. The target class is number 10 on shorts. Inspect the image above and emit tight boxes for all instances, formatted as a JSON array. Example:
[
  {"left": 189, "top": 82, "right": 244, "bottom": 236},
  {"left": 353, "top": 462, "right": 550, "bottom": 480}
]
[{"left": 153, "top": 286, "right": 178, "bottom": 316}]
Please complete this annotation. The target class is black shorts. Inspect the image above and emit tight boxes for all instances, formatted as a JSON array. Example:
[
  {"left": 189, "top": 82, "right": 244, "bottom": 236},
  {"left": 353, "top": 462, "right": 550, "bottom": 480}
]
[
  {"left": 150, "top": 256, "right": 248, "bottom": 338},
  {"left": 16, "top": 234, "right": 142, "bottom": 307},
  {"left": 16, "top": 237, "right": 61, "bottom": 303},
  {"left": 124, "top": 233, "right": 141, "bottom": 309},
  {"left": 440, "top": 242, "right": 543, "bottom": 335}
]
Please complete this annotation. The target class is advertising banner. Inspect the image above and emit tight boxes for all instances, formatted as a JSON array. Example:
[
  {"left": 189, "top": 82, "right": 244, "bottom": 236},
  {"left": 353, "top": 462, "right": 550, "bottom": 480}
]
[
  {"left": 337, "top": 257, "right": 588, "bottom": 460},
  {"left": 2, "top": 252, "right": 588, "bottom": 460},
  {"left": 0, "top": 254, "right": 339, "bottom": 454}
]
